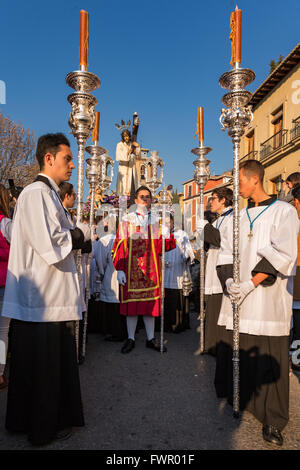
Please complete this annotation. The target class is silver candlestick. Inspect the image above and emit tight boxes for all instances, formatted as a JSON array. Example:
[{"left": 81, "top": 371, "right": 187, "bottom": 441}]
[
  {"left": 158, "top": 184, "right": 172, "bottom": 354},
  {"left": 145, "top": 150, "right": 164, "bottom": 196},
  {"left": 80, "top": 143, "right": 107, "bottom": 361},
  {"left": 98, "top": 151, "right": 114, "bottom": 194},
  {"left": 66, "top": 69, "right": 100, "bottom": 360},
  {"left": 191, "top": 145, "right": 211, "bottom": 355},
  {"left": 66, "top": 70, "right": 100, "bottom": 222},
  {"left": 86, "top": 143, "right": 107, "bottom": 225},
  {"left": 219, "top": 65, "right": 255, "bottom": 418}
]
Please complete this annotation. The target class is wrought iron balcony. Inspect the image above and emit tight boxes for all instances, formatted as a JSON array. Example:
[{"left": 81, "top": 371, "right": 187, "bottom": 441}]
[
  {"left": 290, "top": 116, "right": 300, "bottom": 141},
  {"left": 260, "top": 129, "right": 288, "bottom": 160},
  {"left": 240, "top": 150, "right": 258, "bottom": 162}
]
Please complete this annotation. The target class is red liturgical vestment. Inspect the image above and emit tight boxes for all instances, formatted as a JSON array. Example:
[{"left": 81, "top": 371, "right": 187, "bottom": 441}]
[{"left": 112, "top": 217, "right": 176, "bottom": 317}]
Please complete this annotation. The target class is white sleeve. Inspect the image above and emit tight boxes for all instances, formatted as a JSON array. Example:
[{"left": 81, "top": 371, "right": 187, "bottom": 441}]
[
  {"left": 0, "top": 217, "right": 12, "bottom": 243},
  {"left": 116, "top": 142, "right": 129, "bottom": 162},
  {"left": 94, "top": 240, "right": 105, "bottom": 276},
  {"left": 216, "top": 218, "right": 233, "bottom": 266},
  {"left": 258, "top": 207, "right": 299, "bottom": 276},
  {"left": 76, "top": 221, "right": 91, "bottom": 241},
  {"left": 21, "top": 188, "right": 72, "bottom": 265}
]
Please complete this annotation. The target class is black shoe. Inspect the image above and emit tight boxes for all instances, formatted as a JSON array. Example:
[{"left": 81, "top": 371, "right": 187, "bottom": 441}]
[
  {"left": 121, "top": 339, "right": 135, "bottom": 354},
  {"left": 55, "top": 427, "right": 72, "bottom": 441},
  {"left": 262, "top": 425, "right": 283, "bottom": 446},
  {"left": 146, "top": 338, "right": 167, "bottom": 353}
]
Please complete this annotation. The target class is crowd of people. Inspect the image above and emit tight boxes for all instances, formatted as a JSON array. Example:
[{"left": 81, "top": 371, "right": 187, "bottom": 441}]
[{"left": 0, "top": 133, "right": 299, "bottom": 448}]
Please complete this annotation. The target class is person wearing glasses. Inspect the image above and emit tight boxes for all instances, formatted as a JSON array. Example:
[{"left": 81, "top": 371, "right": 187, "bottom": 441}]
[
  {"left": 199, "top": 187, "right": 233, "bottom": 356},
  {"left": 112, "top": 186, "right": 176, "bottom": 353},
  {"left": 278, "top": 172, "right": 300, "bottom": 204},
  {"left": 215, "top": 160, "right": 299, "bottom": 446}
]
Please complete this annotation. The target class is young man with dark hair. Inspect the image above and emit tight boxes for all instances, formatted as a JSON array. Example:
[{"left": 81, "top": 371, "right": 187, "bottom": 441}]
[
  {"left": 2, "top": 133, "right": 87, "bottom": 445},
  {"left": 215, "top": 160, "right": 299, "bottom": 446},
  {"left": 278, "top": 171, "right": 300, "bottom": 203},
  {"left": 112, "top": 185, "right": 176, "bottom": 353},
  {"left": 291, "top": 185, "right": 300, "bottom": 370},
  {"left": 200, "top": 186, "right": 233, "bottom": 355}
]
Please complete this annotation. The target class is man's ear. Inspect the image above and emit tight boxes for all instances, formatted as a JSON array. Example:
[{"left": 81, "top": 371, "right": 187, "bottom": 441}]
[
  {"left": 253, "top": 173, "right": 260, "bottom": 186},
  {"left": 44, "top": 152, "right": 54, "bottom": 167}
]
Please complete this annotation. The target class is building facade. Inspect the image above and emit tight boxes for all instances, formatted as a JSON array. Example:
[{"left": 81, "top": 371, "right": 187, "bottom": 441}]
[
  {"left": 182, "top": 172, "right": 232, "bottom": 236},
  {"left": 240, "top": 43, "right": 300, "bottom": 197}
]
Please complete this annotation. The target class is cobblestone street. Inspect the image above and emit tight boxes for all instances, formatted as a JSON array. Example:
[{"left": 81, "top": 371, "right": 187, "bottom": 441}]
[{"left": 0, "top": 313, "right": 299, "bottom": 451}]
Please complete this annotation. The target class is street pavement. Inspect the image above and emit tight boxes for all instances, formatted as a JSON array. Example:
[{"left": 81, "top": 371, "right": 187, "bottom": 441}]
[{"left": 0, "top": 312, "right": 300, "bottom": 450}]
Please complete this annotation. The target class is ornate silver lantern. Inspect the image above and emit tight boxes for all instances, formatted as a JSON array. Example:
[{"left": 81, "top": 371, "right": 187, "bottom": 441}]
[{"left": 145, "top": 150, "right": 164, "bottom": 195}]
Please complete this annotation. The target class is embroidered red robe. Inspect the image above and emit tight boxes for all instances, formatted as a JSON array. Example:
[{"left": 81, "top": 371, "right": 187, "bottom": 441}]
[{"left": 112, "top": 219, "right": 176, "bottom": 316}]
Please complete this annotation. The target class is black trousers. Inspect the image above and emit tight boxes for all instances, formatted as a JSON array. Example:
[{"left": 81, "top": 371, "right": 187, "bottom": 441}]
[
  {"left": 204, "top": 293, "right": 222, "bottom": 356},
  {"left": 6, "top": 320, "right": 84, "bottom": 445},
  {"left": 161, "top": 288, "right": 190, "bottom": 332},
  {"left": 214, "top": 326, "right": 289, "bottom": 430}
]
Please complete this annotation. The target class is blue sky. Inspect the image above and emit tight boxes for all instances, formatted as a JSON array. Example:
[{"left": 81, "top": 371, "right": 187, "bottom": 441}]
[{"left": 1, "top": 0, "right": 299, "bottom": 196}]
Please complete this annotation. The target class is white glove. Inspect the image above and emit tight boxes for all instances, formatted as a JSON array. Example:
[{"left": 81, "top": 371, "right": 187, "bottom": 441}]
[
  {"left": 226, "top": 278, "right": 255, "bottom": 305},
  {"left": 196, "top": 219, "right": 208, "bottom": 232},
  {"left": 161, "top": 224, "right": 170, "bottom": 238},
  {"left": 117, "top": 271, "right": 127, "bottom": 286},
  {"left": 76, "top": 222, "right": 91, "bottom": 242}
]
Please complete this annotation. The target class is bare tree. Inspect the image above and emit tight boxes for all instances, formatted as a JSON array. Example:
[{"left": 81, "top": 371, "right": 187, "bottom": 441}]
[{"left": 0, "top": 112, "right": 38, "bottom": 188}]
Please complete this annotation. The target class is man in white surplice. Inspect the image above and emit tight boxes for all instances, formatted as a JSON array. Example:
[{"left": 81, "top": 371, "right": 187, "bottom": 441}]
[
  {"left": 215, "top": 159, "right": 299, "bottom": 447},
  {"left": 2, "top": 133, "right": 87, "bottom": 446}
]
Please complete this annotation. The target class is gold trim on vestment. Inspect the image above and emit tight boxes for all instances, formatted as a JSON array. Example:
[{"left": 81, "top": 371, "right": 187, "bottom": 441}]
[
  {"left": 120, "top": 286, "right": 160, "bottom": 303},
  {"left": 127, "top": 222, "right": 160, "bottom": 293}
]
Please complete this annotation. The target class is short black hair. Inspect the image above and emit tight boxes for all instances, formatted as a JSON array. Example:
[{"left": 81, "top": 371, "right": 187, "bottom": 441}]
[
  {"left": 240, "top": 159, "right": 264, "bottom": 184},
  {"left": 292, "top": 185, "right": 300, "bottom": 202},
  {"left": 211, "top": 187, "right": 233, "bottom": 207},
  {"left": 286, "top": 172, "right": 300, "bottom": 188},
  {"left": 59, "top": 182, "right": 74, "bottom": 201},
  {"left": 135, "top": 185, "right": 152, "bottom": 199},
  {"left": 36, "top": 133, "right": 70, "bottom": 170}
]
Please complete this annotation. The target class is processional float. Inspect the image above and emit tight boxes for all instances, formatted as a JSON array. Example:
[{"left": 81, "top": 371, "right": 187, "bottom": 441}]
[
  {"left": 219, "top": 7, "right": 255, "bottom": 417},
  {"left": 66, "top": 10, "right": 100, "bottom": 360}
]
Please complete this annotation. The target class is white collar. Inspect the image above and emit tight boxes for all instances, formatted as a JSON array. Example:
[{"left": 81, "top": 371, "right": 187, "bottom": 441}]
[{"left": 38, "top": 173, "right": 61, "bottom": 193}]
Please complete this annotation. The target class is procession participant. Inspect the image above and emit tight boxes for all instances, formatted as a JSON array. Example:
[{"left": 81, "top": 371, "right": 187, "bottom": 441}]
[
  {"left": 291, "top": 185, "right": 300, "bottom": 372},
  {"left": 0, "top": 185, "right": 13, "bottom": 390},
  {"left": 278, "top": 172, "right": 300, "bottom": 203},
  {"left": 163, "top": 214, "right": 195, "bottom": 333},
  {"left": 202, "top": 187, "right": 233, "bottom": 355},
  {"left": 112, "top": 185, "right": 176, "bottom": 353},
  {"left": 96, "top": 215, "right": 126, "bottom": 341},
  {"left": 115, "top": 128, "right": 140, "bottom": 197},
  {"left": 2, "top": 133, "right": 87, "bottom": 446},
  {"left": 59, "top": 182, "right": 92, "bottom": 364},
  {"left": 215, "top": 159, "right": 299, "bottom": 446}
]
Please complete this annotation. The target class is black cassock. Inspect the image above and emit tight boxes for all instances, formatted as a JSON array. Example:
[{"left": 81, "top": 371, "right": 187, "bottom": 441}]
[{"left": 6, "top": 320, "right": 84, "bottom": 445}]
